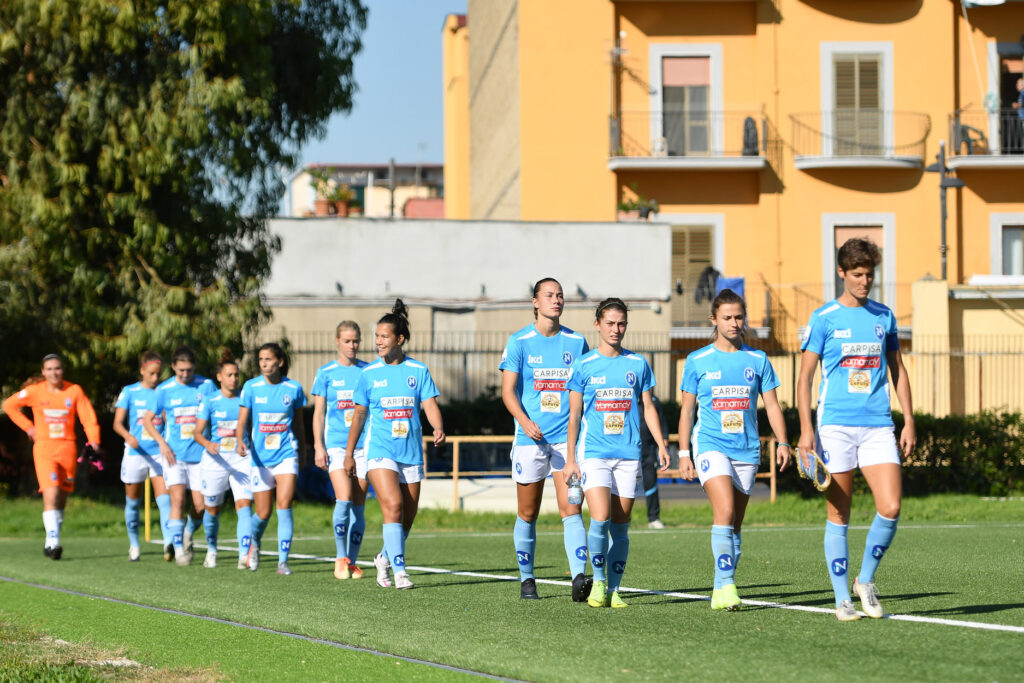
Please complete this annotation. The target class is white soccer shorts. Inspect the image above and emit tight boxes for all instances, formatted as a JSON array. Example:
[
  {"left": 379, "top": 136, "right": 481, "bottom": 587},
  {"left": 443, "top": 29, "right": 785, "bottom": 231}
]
[
  {"left": 817, "top": 425, "right": 900, "bottom": 474},
  {"left": 327, "top": 447, "right": 367, "bottom": 479},
  {"left": 366, "top": 457, "right": 424, "bottom": 484},
  {"left": 510, "top": 442, "right": 567, "bottom": 484},
  {"left": 200, "top": 451, "right": 252, "bottom": 506},
  {"left": 693, "top": 450, "right": 759, "bottom": 495},
  {"left": 251, "top": 456, "right": 300, "bottom": 493},
  {"left": 120, "top": 450, "right": 167, "bottom": 485},
  {"left": 164, "top": 460, "right": 203, "bottom": 489},
  {"left": 581, "top": 457, "right": 640, "bottom": 499}
]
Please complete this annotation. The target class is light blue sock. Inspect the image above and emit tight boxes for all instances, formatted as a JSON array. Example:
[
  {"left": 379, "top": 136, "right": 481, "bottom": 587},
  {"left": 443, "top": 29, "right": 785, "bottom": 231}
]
[
  {"left": 236, "top": 505, "right": 252, "bottom": 555},
  {"left": 333, "top": 500, "right": 352, "bottom": 559},
  {"left": 513, "top": 516, "right": 536, "bottom": 581},
  {"left": 562, "top": 513, "right": 588, "bottom": 577},
  {"left": 733, "top": 531, "right": 742, "bottom": 570},
  {"left": 381, "top": 527, "right": 410, "bottom": 562},
  {"left": 252, "top": 514, "right": 269, "bottom": 545},
  {"left": 587, "top": 519, "right": 610, "bottom": 582},
  {"left": 348, "top": 505, "right": 366, "bottom": 563},
  {"left": 277, "top": 508, "right": 293, "bottom": 563},
  {"left": 155, "top": 494, "right": 171, "bottom": 546},
  {"left": 382, "top": 522, "right": 405, "bottom": 572},
  {"left": 186, "top": 514, "right": 202, "bottom": 535},
  {"left": 169, "top": 518, "right": 185, "bottom": 552},
  {"left": 825, "top": 521, "right": 852, "bottom": 606},
  {"left": 125, "top": 497, "right": 141, "bottom": 548},
  {"left": 203, "top": 511, "right": 219, "bottom": 551},
  {"left": 607, "top": 522, "right": 630, "bottom": 592},
  {"left": 858, "top": 514, "right": 899, "bottom": 584},
  {"left": 712, "top": 525, "right": 735, "bottom": 589}
]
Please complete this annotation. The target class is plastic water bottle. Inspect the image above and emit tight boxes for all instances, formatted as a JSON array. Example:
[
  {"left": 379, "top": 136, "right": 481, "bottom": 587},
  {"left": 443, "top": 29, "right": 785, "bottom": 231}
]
[{"left": 567, "top": 473, "right": 583, "bottom": 505}]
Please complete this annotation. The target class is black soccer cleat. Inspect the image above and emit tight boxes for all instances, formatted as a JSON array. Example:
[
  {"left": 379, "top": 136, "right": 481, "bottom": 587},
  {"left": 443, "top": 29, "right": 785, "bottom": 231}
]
[
  {"left": 164, "top": 543, "right": 175, "bottom": 562},
  {"left": 520, "top": 578, "right": 539, "bottom": 600},
  {"left": 44, "top": 545, "right": 62, "bottom": 560},
  {"left": 571, "top": 573, "right": 593, "bottom": 602}
]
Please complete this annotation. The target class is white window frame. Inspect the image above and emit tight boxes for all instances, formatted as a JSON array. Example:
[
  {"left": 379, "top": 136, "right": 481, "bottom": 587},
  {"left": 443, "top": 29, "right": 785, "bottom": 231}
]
[
  {"left": 990, "top": 212, "right": 1024, "bottom": 275},
  {"left": 821, "top": 212, "right": 896, "bottom": 305},
  {"left": 819, "top": 42, "right": 894, "bottom": 156},
  {"left": 649, "top": 43, "right": 724, "bottom": 155}
]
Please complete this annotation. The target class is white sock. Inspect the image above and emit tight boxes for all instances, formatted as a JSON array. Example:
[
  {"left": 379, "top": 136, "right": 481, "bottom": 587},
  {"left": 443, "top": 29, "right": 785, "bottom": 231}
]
[{"left": 43, "top": 510, "right": 60, "bottom": 548}]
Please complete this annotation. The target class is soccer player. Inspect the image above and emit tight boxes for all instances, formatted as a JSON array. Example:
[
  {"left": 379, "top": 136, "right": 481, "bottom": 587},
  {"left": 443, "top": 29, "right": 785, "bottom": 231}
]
[
  {"left": 797, "top": 238, "right": 916, "bottom": 621},
  {"left": 236, "top": 343, "right": 307, "bottom": 576},
  {"left": 2, "top": 354, "right": 101, "bottom": 559},
  {"left": 193, "top": 350, "right": 252, "bottom": 569},
  {"left": 562, "top": 298, "right": 671, "bottom": 608},
  {"left": 500, "top": 277, "right": 591, "bottom": 601},
  {"left": 113, "top": 351, "right": 169, "bottom": 561},
  {"left": 344, "top": 299, "right": 445, "bottom": 590},
  {"left": 312, "top": 321, "right": 369, "bottom": 580},
  {"left": 678, "top": 289, "right": 791, "bottom": 611},
  {"left": 143, "top": 346, "right": 217, "bottom": 566}
]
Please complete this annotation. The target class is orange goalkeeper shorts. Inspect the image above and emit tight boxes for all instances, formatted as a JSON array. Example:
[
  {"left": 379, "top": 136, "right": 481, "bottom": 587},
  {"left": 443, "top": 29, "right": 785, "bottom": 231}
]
[{"left": 33, "top": 441, "right": 78, "bottom": 492}]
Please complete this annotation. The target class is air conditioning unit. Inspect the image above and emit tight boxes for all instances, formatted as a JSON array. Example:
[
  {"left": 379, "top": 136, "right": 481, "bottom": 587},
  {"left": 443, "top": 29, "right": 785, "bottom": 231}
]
[{"left": 651, "top": 136, "right": 668, "bottom": 157}]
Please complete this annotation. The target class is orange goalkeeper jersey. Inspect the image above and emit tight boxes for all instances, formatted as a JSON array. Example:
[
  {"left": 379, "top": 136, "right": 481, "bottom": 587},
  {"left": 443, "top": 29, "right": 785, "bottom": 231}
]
[{"left": 2, "top": 381, "right": 101, "bottom": 445}]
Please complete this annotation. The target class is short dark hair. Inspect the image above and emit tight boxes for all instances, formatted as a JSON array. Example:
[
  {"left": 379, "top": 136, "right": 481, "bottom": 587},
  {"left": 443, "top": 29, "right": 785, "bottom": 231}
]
[
  {"left": 595, "top": 297, "right": 628, "bottom": 321},
  {"left": 171, "top": 345, "right": 197, "bottom": 365},
  {"left": 837, "top": 238, "right": 881, "bottom": 272}
]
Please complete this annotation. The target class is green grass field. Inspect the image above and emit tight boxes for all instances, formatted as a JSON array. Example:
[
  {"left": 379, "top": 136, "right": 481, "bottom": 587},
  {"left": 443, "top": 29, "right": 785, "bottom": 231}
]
[{"left": 2, "top": 493, "right": 1023, "bottom": 681}]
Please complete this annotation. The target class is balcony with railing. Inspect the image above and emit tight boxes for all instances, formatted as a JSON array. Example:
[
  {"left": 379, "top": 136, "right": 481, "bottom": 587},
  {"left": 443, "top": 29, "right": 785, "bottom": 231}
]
[
  {"left": 609, "top": 110, "right": 777, "bottom": 171},
  {"left": 790, "top": 110, "right": 930, "bottom": 170},
  {"left": 948, "top": 109, "right": 1024, "bottom": 170}
]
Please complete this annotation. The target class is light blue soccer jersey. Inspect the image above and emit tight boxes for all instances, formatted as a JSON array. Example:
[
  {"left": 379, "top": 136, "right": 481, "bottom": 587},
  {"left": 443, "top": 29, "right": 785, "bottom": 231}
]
[
  {"left": 566, "top": 349, "right": 655, "bottom": 461},
  {"left": 801, "top": 299, "right": 899, "bottom": 428},
  {"left": 499, "top": 324, "right": 589, "bottom": 445},
  {"left": 115, "top": 382, "right": 161, "bottom": 457},
  {"left": 239, "top": 377, "right": 306, "bottom": 467},
  {"left": 354, "top": 357, "right": 439, "bottom": 466},
  {"left": 312, "top": 360, "right": 369, "bottom": 450},
  {"left": 151, "top": 375, "right": 217, "bottom": 463},
  {"left": 680, "top": 343, "right": 780, "bottom": 464},
  {"left": 199, "top": 393, "right": 245, "bottom": 456}
]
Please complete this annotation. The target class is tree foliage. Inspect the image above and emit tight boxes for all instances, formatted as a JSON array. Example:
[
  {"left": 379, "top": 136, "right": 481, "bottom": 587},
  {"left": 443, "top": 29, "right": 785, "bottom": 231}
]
[{"left": 0, "top": 0, "right": 366, "bottom": 402}]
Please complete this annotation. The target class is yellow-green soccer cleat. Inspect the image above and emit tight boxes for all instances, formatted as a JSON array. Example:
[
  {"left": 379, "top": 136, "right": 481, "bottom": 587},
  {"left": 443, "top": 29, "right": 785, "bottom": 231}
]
[
  {"left": 587, "top": 580, "right": 609, "bottom": 608},
  {"left": 609, "top": 590, "right": 628, "bottom": 609},
  {"left": 711, "top": 584, "right": 742, "bottom": 611}
]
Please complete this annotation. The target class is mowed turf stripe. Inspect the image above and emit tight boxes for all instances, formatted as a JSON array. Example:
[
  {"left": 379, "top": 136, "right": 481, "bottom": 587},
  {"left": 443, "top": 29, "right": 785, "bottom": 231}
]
[{"left": 0, "top": 575, "right": 526, "bottom": 682}]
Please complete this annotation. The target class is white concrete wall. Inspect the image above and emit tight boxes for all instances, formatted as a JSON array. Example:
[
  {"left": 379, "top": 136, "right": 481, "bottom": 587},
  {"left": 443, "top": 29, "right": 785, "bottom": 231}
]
[{"left": 265, "top": 218, "right": 673, "bottom": 301}]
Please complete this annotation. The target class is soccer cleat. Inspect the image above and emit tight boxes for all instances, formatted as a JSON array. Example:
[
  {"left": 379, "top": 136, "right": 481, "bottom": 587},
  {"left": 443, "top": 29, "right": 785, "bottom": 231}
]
[
  {"left": 348, "top": 563, "right": 363, "bottom": 580},
  {"left": 164, "top": 544, "right": 175, "bottom": 562},
  {"left": 712, "top": 584, "right": 741, "bottom": 611},
  {"left": 247, "top": 543, "right": 260, "bottom": 571},
  {"left": 237, "top": 553, "right": 248, "bottom": 570},
  {"left": 49, "top": 545, "right": 63, "bottom": 560},
  {"left": 374, "top": 553, "right": 392, "bottom": 588},
  {"left": 394, "top": 572, "right": 413, "bottom": 589},
  {"left": 182, "top": 525, "right": 194, "bottom": 553},
  {"left": 335, "top": 557, "right": 351, "bottom": 580},
  {"left": 648, "top": 519, "right": 665, "bottom": 530},
  {"left": 571, "top": 573, "right": 593, "bottom": 602},
  {"left": 175, "top": 548, "right": 193, "bottom": 567},
  {"left": 609, "top": 591, "right": 628, "bottom": 609},
  {"left": 277, "top": 562, "right": 293, "bottom": 576},
  {"left": 43, "top": 545, "right": 60, "bottom": 560},
  {"left": 203, "top": 550, "right": 217, "bottom": 569},
  {"left": 520, "top": 578, "right": 539, "bottom": 600},
  {"left": 129, "top": 546, "right": 141, "bottom": 562},
  {"left": 835, "top": 599, "right": 862, "bottom": 622},
  {"left": 587, "top": 580, "right": 609, "bottom": 608},
  {"left": 853, "top": 579, "right": 884, "bottom": 619}
]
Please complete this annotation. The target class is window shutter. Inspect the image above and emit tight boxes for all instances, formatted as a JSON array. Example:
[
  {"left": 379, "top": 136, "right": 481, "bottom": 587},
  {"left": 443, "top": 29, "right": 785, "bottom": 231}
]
[{"left": 671, "top": 226, "right": 714, "bottom": 326}]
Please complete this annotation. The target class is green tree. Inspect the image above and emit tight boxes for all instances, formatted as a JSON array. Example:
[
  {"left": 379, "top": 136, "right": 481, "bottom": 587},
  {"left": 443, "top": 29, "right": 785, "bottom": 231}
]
[{"left": 0, "top": 0, "right": 366, "bottom": 401}]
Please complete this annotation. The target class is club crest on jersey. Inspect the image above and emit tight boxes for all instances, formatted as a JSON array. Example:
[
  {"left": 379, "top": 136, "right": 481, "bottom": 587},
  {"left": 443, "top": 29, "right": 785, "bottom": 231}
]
[
  {"left": 744, "top": 367, "right": 755, "bottom": 383},
  {"left": 559, "top": 352, "right": 571, "bottom": 366},
  {"left": 517, "top": 551, "right": 532, "bottom": 566},
  {"left": 575, "top": 546, "right": 588, "bottom": 561},
  {"left": 65, "top": 398, "right": 72, "bottom": 408},
  {"left": 874, "top": 324, "right": 885, "bottom": 340},
  {"left": 871, "top": 544, "right": 887, "bottom": 560},
  {"left": 591, "top": 553, "right": 605, "bottom": 568},
  {"left": 831, "top": 558, "right": 848, "bottom": 576},
  {"left": 282, "top": 395, "right": 292, "bottom": 407},
  {"left": 195, "top": 392, "right": 203, "bottom": 403},
  {"left": 625, "top": 371, "right": 636, "bottom": 386},
  {"left": 612, "top": 561, "right": 626, "bottom": 574},
  {"left": 717, "top": 554, "right": 733, "bottom": 570},
  {"left": 407, "top": 376, "right": 417, "bottom": 389}
]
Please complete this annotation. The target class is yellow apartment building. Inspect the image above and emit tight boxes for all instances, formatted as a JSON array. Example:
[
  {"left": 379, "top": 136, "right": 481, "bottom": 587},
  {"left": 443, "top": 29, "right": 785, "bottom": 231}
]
[{"left": 443, "top": 1, "right": 1024, "bottom": 355}]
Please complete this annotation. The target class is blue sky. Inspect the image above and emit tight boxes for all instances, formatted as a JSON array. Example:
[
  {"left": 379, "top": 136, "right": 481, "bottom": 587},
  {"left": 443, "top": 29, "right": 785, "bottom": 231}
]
[{"left": 296, "top": 0, "right": 467, "bottom": 169}]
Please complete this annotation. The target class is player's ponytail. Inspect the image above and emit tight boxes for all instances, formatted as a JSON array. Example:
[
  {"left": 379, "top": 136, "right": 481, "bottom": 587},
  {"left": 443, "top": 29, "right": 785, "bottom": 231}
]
[
  {"left": 218, "top": 349, "right": 238, "bottom": 371},
  {"left": 378, "top": 298, "right": 411, "bottom": 344}
]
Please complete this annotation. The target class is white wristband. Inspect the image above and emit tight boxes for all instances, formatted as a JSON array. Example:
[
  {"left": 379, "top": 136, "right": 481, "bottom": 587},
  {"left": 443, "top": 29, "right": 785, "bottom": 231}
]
[{"left": 680, "top": 449, "right": 691, "bottom": 460}]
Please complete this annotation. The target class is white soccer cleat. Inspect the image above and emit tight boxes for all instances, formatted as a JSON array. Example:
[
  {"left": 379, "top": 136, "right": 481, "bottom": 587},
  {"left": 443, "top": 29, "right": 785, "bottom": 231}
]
[
  {"left": 853, "top": 579, "right": 884, "bottom": 619},
  {"left": 374, "top": 553, "right": 392, "bottom": 588},
  {"left": 648, "top": 519, "right": 665, "bottom": 530},
  {"left": 247, "top": 543, "right": 260, "bottom": 571},
  {"left": 182, "top": 525, "right": 194, "bottom": 553},
  {"left": 394, "top": 572, "right": 413, "bottom": 590},
  {"left": 203, "top": 549, "right": 217, "bottom": 569},
  {"left": 175, "top": 548, "right": 193, "bottom": 567},
  {"left": 237, "top": 552, "right": 248, "bottom": 570},
  {"left": 835, "top": 599, "right": 861, "bottom": 622},
  {"left": 128, "top": 546, "right": 141, "bottom": 562}
]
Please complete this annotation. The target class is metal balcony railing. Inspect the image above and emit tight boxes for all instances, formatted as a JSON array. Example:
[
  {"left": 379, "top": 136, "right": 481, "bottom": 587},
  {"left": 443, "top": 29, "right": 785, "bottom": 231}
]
[
  {"left": 949, "top": 109, "right": 1024, "bottom": 156},
  {"left": 612, "top": 110, "right": 771, "bottom": 158},
  {"left": 789, "top": 110, "right": 930, "bottom": 160}
]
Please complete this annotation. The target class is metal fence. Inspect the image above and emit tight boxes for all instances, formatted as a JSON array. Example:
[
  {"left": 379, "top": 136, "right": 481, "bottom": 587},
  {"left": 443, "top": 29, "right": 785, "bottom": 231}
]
[
  {"left": 789, "top": 111, "right": 930, "bottom": 159},
  {"left": 949, "top": 109, "right": 1024, "bottom": 156}
]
